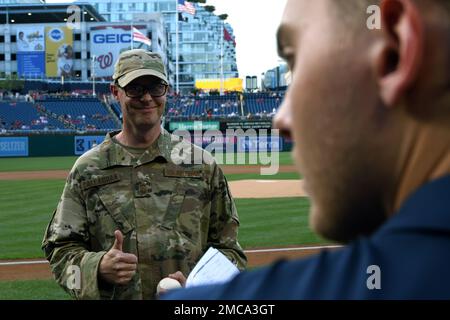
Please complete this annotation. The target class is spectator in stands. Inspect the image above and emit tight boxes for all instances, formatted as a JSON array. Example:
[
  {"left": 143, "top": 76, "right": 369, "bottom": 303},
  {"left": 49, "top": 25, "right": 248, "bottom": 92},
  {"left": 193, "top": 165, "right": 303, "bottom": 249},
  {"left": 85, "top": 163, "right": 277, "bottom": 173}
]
[
  {"left": 165, "top": 0, "right": 450, "bottom": 299},
  {"left": 85, "top": 124, "right": 97, "bottom": 130},
  {"left": 42, "top": 49, "right": 246, "bottom": 300}
]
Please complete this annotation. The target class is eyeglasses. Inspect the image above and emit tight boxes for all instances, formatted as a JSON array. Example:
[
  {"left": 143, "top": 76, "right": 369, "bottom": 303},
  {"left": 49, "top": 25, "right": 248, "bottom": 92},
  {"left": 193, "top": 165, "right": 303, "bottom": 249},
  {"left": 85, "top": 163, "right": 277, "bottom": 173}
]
[{"left": 118, "top": 82, "right": 168, "bottom": 98}]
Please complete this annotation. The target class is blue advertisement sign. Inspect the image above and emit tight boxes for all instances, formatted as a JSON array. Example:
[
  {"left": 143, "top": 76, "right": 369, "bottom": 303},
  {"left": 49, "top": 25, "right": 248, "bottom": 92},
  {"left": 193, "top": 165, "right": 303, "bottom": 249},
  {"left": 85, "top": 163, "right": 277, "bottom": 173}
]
[
  {"left": 74, "top": 136, "right": 105, "bottom": 155},
  {"left": 0, "top": 137, "right": 29, "bottom": 157},
  {"left": 16, "top": 26, "right": 45, "bottom": 78},
  {"left": 237, "top": 135, "right": 282, "bottom": 152},
  {"left": 17, "top": 52, "right": 46, "bottom": 78}
]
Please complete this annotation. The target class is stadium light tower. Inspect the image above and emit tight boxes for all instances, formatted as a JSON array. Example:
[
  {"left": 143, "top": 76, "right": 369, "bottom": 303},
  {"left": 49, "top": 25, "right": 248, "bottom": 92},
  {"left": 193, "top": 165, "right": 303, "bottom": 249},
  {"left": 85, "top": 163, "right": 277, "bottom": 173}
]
[{"left": 261, "top": 73, "right": 265, "bottom": 91}]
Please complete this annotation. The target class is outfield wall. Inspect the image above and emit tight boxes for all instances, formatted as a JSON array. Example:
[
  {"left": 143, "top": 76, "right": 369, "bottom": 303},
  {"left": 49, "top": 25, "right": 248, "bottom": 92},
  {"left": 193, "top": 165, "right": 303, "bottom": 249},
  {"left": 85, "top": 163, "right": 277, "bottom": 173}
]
[
  {"left": 0, "top": 135, "right": 105, "bottom": 157},
  {"left": 0, "top": 121, "right": 293, "bottom": 157}
]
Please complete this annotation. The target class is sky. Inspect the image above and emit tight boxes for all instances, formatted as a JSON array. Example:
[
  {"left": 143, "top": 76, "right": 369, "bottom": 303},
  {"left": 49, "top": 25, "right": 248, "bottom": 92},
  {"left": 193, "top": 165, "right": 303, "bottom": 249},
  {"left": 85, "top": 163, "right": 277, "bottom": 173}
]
[
  {"left": 203, "top": 0, "right": 287, "bottom": 79},
  {"left": 46, "top": 0, "right": 288, "bottom": 80}
]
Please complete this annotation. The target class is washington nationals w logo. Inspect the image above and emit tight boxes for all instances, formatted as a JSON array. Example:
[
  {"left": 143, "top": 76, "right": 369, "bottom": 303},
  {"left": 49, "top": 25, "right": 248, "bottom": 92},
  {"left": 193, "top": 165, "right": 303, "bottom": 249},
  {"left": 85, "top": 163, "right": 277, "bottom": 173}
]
[{"left": 97, "top": 53, "right": 114, "bottom": 70}]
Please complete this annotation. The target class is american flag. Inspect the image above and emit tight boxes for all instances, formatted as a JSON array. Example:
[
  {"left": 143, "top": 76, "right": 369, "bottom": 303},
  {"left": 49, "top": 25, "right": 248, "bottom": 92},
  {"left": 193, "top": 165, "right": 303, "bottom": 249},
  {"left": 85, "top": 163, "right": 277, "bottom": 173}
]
[
  {"left": 224, "top": 27, "right": 236, "bottom": 47},
  {"left": 132, "top": 27, "right": 152, "bottom": 47},
  {"left": 178, "top": 0, "right": 196, "bottom": 15}
]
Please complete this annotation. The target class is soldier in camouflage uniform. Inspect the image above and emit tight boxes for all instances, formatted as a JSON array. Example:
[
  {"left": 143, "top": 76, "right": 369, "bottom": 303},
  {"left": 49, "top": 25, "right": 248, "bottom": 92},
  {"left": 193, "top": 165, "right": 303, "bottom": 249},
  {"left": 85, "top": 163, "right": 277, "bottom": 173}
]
[{"left": 42, "top": 49, "right": 247, "bottom": 300}]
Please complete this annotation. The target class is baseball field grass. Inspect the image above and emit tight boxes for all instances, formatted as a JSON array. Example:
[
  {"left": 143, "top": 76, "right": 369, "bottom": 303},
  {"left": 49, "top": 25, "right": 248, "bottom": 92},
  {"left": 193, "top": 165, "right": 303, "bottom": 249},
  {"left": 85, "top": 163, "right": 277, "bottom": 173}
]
[
  {"left": 0, "top": 180, "right": 66, "bottom": 259},
  {"left": 0, "top": 156, "right": 78, "bottom": 172},
  {"left": 0, "top": 279, "right": 71, "bottom": 300}
]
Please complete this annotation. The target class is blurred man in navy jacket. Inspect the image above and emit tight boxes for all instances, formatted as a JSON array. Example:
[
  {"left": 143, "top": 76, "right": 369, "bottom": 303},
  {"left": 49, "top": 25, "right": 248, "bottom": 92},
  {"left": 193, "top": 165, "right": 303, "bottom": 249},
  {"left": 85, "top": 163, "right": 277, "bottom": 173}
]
[{"left": 164, "top": 0, "right": 450, "bottom": 299}]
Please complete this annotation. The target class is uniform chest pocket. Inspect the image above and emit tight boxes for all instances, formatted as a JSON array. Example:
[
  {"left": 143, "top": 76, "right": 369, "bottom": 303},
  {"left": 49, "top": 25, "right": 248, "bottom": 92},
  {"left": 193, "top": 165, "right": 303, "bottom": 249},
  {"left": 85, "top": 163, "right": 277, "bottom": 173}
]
[
  {"left": 97, "top": 189, "right": 134, "bottom": 235},
  {"left": 160, "top": 180, "right": 207, "bottom": 238},
  {"left": 86, "top": 186, "right": 134, "bottom": 248}
]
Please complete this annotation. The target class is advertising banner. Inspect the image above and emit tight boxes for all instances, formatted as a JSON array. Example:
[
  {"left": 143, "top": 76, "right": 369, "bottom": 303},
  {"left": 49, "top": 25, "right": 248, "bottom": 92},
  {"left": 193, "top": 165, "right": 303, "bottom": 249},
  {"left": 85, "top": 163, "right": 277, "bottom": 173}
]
[
  {"left": 74, "top": 136, "right": 105, "bottom": 155},
  {"left": 90, "top": 25, "right": 149, "bottom": 78},
  {"left": 16, "top": 26, "right": 45, "bottom": 78},
  {"left": 169, "top": 121, "right": 220, "bottom": 131},
  {"left": 237, "top": 135, "right": 282, "bottom": 153},
  {"left": 224, "top": 121, "right": 273, "bottom": 130},
  {"left": 0, "top": 137, "right": 29, "bottom": 157},
  {"left": 45, "top": 26, "right": 74, "bottom": 78},
  {"left": 195, "top": 78, "right": 243, "bottom": 92},
  {"left": 192, "top": 134, "right": 236, "bottom": 150}
]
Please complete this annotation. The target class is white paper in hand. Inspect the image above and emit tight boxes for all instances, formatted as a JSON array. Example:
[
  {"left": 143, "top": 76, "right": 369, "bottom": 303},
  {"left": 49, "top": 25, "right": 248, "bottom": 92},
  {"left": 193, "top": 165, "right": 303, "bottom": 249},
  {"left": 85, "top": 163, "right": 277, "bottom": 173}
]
[{"left": 186, "top": 247, "right": 240, "bottom": 288}]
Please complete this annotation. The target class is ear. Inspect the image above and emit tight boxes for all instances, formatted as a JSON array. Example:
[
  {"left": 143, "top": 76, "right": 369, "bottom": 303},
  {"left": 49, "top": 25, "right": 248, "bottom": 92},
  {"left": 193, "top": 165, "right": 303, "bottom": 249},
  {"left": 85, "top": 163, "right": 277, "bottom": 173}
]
[
  {"left": 110, "top": 83, "right": 119, "bottom": 100},
  {"left": 377, "top": 0, "right": 424, "bottom": 107}
]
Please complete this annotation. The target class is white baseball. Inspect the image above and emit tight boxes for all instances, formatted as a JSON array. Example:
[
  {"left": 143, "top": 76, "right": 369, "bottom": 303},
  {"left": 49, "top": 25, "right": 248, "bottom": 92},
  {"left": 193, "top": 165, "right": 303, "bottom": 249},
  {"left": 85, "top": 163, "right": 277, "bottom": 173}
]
[{"left": 156, "top": 277, "right": 182, "bottom": 295}]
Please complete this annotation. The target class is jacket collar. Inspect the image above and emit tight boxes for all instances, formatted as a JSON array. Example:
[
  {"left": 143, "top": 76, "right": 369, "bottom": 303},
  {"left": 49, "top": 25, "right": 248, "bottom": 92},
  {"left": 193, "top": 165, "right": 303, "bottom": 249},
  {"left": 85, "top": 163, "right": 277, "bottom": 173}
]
[
  {"left": 374, "top": 174, "right": 450, "bottom": 238},
  {"left": 98, "top": 128, "right": 174, "bottom": 169}
]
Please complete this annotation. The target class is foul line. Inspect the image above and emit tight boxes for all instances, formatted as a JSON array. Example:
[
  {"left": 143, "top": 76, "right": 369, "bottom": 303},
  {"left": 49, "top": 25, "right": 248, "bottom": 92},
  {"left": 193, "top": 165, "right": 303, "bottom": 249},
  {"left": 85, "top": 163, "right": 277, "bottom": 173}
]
[
  {"left": 0, "top": 245, "right": 342, "bottom": 267},
  {"left": 0, "top": 260, "right": 49, "bottom": 266}
]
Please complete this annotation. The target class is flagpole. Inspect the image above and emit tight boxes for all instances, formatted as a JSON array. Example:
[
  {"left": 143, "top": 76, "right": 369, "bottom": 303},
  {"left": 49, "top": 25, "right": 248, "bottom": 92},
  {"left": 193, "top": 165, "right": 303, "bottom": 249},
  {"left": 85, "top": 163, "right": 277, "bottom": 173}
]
[
  {"left": 131, "top": 20, "right": 134, "bottom": 49},
  {"left": 220, "top": 21, "right": 224, "bottom": 96},
  {"left": 175, "top": 0, "right": 180, "bottom": 94},
  {"left": 91, "top": 55, "right": 96, "bottom": 97}
]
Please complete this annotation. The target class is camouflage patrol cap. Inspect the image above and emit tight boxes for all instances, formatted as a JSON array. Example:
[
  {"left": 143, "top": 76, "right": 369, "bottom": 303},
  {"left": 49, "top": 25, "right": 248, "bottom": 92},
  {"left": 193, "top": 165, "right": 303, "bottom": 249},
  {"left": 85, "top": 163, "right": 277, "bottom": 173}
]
[{"left": 113, "top": 49, "right": 168, "bottom": 87}]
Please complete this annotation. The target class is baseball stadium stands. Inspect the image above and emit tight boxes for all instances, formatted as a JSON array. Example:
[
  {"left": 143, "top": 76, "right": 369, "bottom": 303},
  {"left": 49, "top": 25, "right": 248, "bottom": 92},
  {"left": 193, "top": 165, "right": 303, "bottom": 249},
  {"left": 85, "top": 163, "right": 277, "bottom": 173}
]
[{"left": 0, "top": 91, "right": 285, "bottom": 134}]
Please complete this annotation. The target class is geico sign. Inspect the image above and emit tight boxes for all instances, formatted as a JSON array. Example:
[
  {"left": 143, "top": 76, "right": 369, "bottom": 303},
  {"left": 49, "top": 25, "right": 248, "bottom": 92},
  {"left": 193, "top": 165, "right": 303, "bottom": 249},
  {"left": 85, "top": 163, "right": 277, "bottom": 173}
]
[{"left": 93, "top": 34, "right": 131, "bottom": 44}]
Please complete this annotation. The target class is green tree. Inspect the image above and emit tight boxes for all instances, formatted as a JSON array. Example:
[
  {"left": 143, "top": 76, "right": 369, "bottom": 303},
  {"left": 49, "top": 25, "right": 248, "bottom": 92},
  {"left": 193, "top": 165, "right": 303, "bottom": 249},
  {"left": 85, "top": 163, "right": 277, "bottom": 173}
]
[
  {"left": 0, "top": 74, "right": 24, "bottom": 92},
  {"left": 204, "top": 5, "right": 215, "bottom": 13}
]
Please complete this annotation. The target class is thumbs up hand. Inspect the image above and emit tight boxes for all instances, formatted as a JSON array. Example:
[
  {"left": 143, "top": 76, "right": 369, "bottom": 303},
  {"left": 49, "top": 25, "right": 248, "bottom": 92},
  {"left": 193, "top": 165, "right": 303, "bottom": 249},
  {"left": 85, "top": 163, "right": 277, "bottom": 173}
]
[
  {"left": 98, "top": 230, "right": 138, "bottom": 285},
  {"left": 112, "top": 229, "right": 124, "bottom": 251}
]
